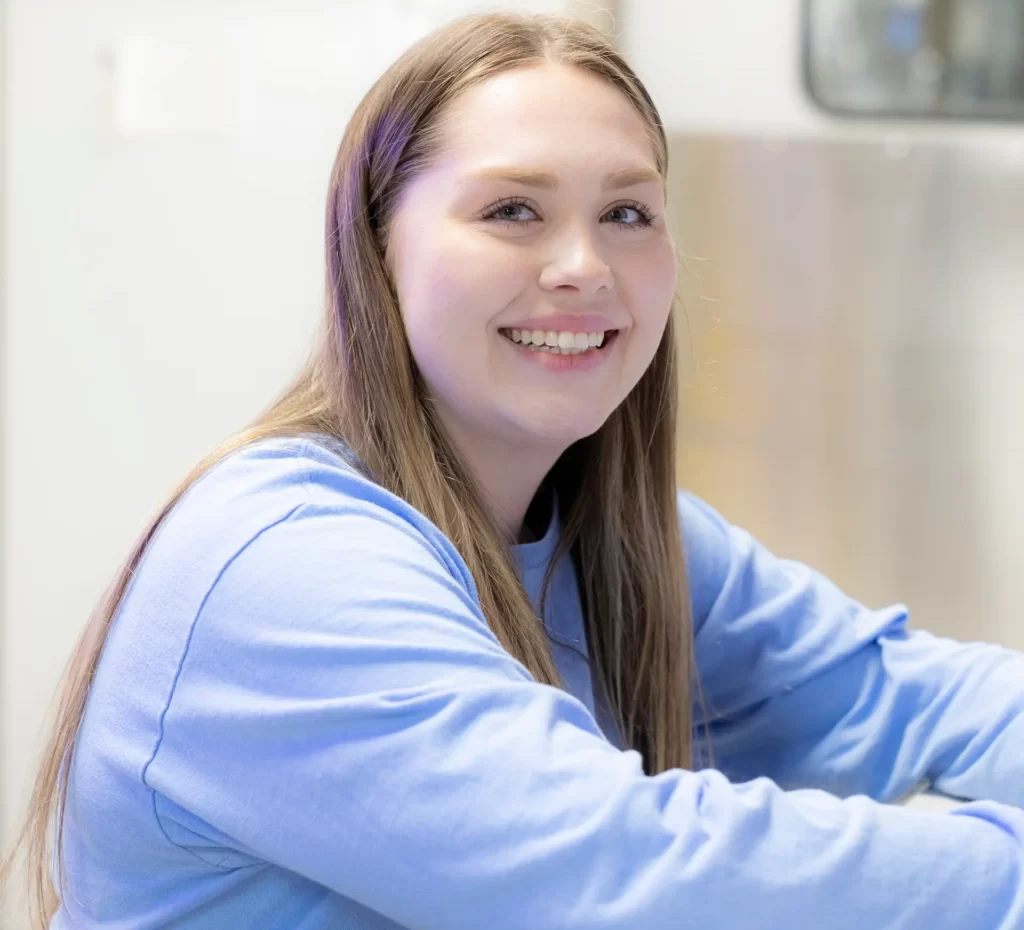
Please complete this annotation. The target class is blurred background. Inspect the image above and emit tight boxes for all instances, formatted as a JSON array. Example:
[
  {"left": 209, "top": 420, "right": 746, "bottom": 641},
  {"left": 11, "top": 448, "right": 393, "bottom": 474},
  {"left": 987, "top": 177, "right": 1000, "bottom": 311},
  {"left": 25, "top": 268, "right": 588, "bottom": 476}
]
[{"left": 1, "top": 0, "right": 1022, "bottom": 852}]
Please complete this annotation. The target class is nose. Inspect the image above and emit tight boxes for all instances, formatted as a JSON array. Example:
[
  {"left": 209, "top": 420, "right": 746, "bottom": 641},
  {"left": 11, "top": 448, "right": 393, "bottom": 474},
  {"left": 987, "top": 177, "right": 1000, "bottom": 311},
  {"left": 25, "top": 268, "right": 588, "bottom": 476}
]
[{"left": 538, "top": 225, "right": 614, "bottom": 296}]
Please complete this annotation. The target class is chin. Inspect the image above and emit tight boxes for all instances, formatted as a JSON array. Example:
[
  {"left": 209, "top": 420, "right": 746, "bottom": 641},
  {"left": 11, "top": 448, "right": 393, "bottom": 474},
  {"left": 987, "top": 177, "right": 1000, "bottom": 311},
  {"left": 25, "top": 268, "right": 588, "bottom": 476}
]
[{"left": 512, "top": 409, "right": 610, "bottom": 447}]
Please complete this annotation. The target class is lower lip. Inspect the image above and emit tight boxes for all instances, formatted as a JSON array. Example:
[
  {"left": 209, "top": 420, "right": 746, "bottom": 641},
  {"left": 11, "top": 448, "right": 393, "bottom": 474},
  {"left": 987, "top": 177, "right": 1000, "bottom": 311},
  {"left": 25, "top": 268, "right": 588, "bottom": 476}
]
[{"left": 500, "top": 332, "right": 619, "bottom": 372}]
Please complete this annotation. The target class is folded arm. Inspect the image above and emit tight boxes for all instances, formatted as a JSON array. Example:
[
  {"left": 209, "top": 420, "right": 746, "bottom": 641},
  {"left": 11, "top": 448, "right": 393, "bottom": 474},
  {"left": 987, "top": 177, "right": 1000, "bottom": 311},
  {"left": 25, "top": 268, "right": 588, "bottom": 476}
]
[{"left": 683, "top": 490, "right": 1024, "bottom": 807}]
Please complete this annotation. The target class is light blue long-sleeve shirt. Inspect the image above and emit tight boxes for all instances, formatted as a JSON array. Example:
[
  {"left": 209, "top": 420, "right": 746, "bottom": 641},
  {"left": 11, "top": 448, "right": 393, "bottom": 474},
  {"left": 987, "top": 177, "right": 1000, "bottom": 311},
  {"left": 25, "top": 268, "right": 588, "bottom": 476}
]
[{"left": 56, "top": 435, "right": 1024, "bottom": 928}]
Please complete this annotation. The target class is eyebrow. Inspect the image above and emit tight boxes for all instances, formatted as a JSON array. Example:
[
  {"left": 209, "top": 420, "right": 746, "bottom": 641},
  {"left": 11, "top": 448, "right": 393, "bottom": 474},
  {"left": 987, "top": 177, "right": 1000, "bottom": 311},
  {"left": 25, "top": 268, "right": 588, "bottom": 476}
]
[{"left": 465, "top": 165, "right": 662, "bottom": 191}]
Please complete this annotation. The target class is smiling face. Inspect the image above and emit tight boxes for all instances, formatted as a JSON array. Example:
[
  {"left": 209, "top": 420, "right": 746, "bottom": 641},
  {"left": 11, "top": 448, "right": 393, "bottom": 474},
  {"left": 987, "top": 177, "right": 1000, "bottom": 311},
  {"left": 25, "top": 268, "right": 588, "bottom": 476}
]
[{"left": 386, "top": 62, "right": 677, "bottom": 468}]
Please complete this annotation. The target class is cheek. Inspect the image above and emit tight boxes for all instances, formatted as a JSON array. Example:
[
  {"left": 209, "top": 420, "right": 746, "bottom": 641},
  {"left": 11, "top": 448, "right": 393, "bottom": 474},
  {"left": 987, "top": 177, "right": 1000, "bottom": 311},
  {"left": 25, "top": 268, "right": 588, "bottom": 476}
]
[
  {"left": 400, "top": 228, "right": 519, "bottom": 319},
  {"left": 394, "top": 228, "right": 531, "bottom": 399},
  {"left": 639, "top": 238, "right": 677, "bottom": 308},
  {"left": 620, "top": 241, "right": 676, "bottom": 342},
  {"left": 400, "top": 233, "right": 529, "bottom": 355}
]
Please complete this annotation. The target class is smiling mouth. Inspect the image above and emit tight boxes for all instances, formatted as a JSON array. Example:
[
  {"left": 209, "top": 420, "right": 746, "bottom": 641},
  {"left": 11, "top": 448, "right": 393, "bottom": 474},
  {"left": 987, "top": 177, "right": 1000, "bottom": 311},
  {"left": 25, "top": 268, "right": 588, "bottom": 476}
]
[{"left": 499, "top": 327, "right": 619, "bottom": 355}]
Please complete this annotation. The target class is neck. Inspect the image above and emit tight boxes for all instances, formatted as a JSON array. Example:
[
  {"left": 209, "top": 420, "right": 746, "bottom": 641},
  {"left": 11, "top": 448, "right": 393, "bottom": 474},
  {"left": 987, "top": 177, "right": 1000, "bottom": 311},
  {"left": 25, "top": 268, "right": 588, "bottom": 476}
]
[{"left": 440, "top": 418, "right": 564, "bottom": 543}]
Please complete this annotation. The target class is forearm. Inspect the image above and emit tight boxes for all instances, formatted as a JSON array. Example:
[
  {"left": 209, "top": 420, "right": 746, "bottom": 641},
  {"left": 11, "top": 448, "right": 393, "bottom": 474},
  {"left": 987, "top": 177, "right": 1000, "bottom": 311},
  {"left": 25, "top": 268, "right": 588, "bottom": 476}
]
[{"left": 706, "top": 627, "right": 1024, "bottom": 808}]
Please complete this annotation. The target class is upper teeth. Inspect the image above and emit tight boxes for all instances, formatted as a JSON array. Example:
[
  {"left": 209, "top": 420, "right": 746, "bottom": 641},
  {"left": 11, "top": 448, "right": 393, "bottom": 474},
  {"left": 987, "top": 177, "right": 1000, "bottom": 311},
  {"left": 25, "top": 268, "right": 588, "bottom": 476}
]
[{"left": 506, "top": 329, "right": 606, "bottom": 349}]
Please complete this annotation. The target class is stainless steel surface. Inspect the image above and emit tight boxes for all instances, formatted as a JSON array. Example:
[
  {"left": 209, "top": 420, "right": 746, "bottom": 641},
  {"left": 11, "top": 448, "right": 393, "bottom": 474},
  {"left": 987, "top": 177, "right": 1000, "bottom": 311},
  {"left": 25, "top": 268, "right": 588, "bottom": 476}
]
[{"left": 669, "top": 133, "right": 1024, "bottom": 649}]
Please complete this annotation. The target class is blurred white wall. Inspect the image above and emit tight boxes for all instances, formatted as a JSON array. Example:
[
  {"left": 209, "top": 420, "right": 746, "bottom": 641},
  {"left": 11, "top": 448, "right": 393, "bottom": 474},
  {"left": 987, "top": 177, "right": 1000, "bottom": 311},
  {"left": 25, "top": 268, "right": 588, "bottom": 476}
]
[
  {"left": 621, "top": 0, "right": 819, "bottom": 135},
  {"left": 0, "top": 0, "right": 8, "bottom": 852},
  {"left": 0, "top": 0, "right": 585, "bottom": 841}
]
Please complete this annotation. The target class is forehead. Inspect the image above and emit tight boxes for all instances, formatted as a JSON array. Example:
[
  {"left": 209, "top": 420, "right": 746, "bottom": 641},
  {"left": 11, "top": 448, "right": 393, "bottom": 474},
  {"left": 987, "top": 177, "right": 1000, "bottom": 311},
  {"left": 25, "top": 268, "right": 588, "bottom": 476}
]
[{"left": 434, "top": 63, "right": 657, "bottom": 172}]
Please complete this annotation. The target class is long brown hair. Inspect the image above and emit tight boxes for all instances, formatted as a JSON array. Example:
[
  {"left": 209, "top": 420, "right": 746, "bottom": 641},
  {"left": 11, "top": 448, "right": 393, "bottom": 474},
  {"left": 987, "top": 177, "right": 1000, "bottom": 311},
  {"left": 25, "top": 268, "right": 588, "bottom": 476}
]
[{"left": 1, "top": 11, "right": 695, "bottom": 926}]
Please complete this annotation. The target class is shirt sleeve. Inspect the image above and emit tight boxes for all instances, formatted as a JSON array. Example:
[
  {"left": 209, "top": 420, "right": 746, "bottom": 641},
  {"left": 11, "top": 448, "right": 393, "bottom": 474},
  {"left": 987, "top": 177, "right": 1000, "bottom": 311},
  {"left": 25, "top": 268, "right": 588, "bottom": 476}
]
[
  {"left": 142, "top": 462, "right": 1024, "bottom": 930},
  {"left": 682, "top": 490, "right": 1024, "bottom": 808}
]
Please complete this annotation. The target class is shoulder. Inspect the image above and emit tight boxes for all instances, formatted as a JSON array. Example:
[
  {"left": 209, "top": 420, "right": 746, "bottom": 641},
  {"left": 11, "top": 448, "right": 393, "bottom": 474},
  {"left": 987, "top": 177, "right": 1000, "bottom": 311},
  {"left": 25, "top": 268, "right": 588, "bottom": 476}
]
[
  {"left": 100, "top": 432, "right": 488, "bottom": 706},
  {"left": 674, "top": 489, "right": 750, "bottom": 629},
  {"left": 163, "top": 433, "right": 399, "bottom": 536},
  {"left": 675, "top": 490, "right": 732, "bottom": 563},
  {"left": 108, "top": 434, "right": 482, "bottom": 662},
  {"left": 150, "top": 434, "right": 467, "bottom": 583}
]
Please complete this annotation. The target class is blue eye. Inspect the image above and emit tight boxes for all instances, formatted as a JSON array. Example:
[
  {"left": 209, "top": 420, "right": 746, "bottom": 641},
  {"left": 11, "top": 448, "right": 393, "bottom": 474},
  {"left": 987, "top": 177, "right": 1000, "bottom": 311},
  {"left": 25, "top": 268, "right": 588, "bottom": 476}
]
[
  {"left": 603, "top": 202, "right": 655, "bottom": 229},
  {"left": 479, "top": 197, "right": 656, "bottom": 229},
  {"left": 481, "top": 198, "right": 540, "bottom": 225}
]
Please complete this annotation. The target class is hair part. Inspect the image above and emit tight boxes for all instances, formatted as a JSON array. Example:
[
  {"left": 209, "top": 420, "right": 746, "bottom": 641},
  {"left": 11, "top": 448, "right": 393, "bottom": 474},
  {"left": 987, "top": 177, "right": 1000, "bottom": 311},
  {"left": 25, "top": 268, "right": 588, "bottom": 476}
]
[{"left": 1, "top": 12, "right": 697, "bottom": 925}]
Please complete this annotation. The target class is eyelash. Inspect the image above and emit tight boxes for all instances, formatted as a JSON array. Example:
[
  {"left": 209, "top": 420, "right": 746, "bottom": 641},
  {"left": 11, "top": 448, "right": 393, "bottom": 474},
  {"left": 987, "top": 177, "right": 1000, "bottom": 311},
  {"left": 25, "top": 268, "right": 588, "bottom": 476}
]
[{"left": 479, "top": 196, "right": 656, "bottom": 230}]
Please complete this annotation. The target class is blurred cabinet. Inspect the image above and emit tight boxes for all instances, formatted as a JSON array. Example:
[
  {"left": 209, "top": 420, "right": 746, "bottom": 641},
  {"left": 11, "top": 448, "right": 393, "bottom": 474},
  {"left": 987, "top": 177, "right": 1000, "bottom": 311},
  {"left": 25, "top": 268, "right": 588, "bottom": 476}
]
[{"left": 670, "top": 133, "right": 1024, "bottom": 649}]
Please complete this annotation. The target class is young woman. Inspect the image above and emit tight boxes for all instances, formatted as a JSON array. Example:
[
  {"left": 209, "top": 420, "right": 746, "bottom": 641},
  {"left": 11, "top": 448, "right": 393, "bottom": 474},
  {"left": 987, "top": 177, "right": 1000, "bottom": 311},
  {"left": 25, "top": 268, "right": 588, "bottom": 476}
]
[{"left": 4, "top": 11, "right": 1024, "bottom": 930}]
